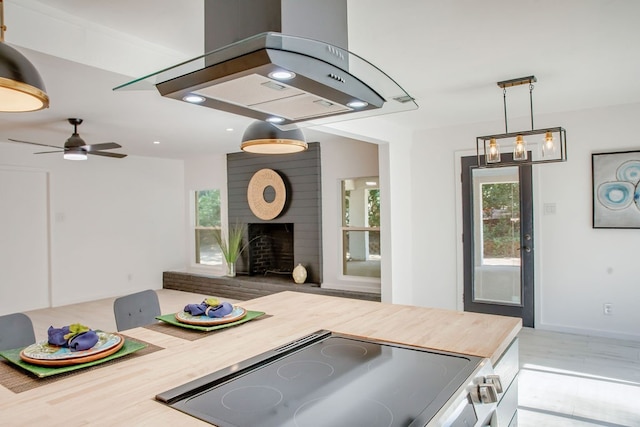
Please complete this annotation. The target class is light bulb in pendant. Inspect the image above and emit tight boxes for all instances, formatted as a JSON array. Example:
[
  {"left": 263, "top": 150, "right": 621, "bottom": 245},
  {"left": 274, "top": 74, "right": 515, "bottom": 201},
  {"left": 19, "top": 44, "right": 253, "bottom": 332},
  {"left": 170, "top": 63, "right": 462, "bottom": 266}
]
[
  {"left": 486, "top": 138, "right": 501, "bottom": 163},
  {"left": 513, "top": 135, "right": 528, "bottom": 161},
  {"left": 542, "top": 131, "right": 556, "bottom": 157}
]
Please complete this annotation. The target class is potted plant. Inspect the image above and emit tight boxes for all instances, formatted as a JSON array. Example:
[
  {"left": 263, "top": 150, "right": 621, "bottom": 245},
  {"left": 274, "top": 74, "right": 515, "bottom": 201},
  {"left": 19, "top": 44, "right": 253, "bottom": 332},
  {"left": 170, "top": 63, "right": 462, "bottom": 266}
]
[{"left": 213, "top": 222, "right": 249, "bottom": 277}]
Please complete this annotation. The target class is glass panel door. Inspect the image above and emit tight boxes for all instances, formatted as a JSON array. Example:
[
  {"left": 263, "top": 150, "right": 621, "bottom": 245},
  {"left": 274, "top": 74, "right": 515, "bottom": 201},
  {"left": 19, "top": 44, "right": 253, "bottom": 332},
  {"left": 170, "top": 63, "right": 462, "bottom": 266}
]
[
  {"left": 462, "top": 155, "right": 534, "bottom": 327},
  {"left": 473, "top": 168, "right": 521, "bottom": 305}
]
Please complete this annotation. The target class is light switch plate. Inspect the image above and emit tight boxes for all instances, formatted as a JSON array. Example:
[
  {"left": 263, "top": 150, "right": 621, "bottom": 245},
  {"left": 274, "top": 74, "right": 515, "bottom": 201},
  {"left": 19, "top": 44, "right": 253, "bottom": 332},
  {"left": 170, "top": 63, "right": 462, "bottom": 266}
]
[{"left": 543, "top": 203, "right": 556, "bottom": 215}]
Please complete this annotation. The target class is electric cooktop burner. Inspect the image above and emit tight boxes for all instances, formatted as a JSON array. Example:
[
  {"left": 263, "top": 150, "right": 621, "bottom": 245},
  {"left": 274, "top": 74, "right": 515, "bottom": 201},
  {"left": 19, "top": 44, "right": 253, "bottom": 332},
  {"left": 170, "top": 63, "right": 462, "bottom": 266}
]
[{"left": 156, "top": 330, "right": 485, "bottom": 427}]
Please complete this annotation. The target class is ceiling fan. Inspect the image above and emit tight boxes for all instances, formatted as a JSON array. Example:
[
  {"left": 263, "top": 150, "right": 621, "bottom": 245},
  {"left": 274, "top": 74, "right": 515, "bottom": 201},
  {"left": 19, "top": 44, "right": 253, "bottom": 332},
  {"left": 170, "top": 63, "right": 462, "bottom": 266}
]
[{"left": 9, "top": 118, "right": 127, "bottom": 160}]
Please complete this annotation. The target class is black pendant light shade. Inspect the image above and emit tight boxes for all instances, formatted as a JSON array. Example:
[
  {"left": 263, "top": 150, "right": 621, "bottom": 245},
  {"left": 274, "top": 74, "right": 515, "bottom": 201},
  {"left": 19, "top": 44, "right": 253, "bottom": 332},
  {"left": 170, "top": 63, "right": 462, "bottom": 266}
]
[
  {"left": 241, "top": 120, "right": 308, "bottom": 154},
  {"left": 0, "top": 0, "right": 49, "bottom": 113},
  {"left": 0, "top": 42, "right": 49, "bottom": 112}
]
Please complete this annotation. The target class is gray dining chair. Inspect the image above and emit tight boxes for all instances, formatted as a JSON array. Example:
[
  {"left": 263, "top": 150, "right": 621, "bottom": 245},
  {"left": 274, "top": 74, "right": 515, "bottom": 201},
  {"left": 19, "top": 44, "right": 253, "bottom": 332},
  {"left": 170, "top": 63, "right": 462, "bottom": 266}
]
[
  {"left": 0, "top": 312, "right": 36, "bottom": 351},
  {"left": 113, "top": 289, "right": 161, "bottom": 331}
]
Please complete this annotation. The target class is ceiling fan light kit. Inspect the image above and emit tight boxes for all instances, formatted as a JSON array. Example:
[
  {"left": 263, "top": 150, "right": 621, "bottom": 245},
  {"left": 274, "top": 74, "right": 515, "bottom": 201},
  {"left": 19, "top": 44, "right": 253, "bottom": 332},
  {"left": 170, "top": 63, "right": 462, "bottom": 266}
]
[
  {"left": 9, "top": 118, "right": 127, "bottom": 160},
  {"left": 476, "top": 75, "right": 567, "bottom": 168},
  {"left": 0, "top": 0, "right": 49, "bottom": 112},
  {"left": 63, "top": 149, "right": 88, "bottom": 161}
]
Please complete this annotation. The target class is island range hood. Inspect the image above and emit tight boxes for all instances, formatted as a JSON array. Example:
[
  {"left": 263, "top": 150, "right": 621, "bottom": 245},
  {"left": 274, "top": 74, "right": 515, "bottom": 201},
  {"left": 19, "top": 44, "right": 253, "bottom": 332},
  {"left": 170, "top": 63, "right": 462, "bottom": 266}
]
[{"left": 114, "top": 0, "right": 417, "bottom": 129}]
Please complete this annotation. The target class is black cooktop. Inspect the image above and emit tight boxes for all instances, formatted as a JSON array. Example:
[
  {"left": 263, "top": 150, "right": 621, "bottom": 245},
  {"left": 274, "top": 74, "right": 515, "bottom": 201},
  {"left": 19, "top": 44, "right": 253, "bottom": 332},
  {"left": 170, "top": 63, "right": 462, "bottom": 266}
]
[{"left": 156, "top": 330, "right": 483, "bottom": 427}]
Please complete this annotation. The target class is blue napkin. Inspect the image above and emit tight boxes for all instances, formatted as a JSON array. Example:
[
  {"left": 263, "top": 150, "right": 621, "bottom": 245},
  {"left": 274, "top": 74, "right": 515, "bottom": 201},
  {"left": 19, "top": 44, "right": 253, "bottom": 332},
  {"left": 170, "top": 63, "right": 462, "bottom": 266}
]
[
  {"left": 68, "top": 331, "right": 99, "bottom": 351},
  {"left": 184, "top": 301, "right": 234, "bottom": 318},
  {"left": 47, "top": 325, "right": 99, "bottom": 351}
]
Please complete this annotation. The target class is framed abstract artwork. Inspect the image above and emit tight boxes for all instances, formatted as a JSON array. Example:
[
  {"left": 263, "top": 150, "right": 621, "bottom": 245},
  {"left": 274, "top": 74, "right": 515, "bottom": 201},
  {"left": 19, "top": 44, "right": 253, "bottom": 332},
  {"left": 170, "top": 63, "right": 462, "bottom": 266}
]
[{"left": 592, "top": 150, "right": 640, "bottom": 228}]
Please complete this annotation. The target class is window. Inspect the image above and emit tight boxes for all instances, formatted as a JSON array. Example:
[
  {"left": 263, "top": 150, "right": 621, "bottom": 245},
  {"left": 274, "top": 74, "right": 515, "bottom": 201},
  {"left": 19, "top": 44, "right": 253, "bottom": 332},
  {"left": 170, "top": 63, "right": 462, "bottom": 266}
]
[
  {"left": 480, "top": 181, "right": 520, "bottom": 266},
  {"left": 341, "top": 177, "right": 380, "bottom": 278},
  {"left": 194, "top": 189, "right": 222, "bottom": 266}
]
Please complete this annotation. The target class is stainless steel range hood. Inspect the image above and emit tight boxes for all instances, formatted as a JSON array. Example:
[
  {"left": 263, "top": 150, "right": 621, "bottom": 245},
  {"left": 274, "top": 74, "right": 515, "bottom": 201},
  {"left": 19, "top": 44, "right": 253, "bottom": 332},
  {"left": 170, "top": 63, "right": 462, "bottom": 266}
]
[{"left": 114, "top": 2, "right": 417, "bottom": 129}]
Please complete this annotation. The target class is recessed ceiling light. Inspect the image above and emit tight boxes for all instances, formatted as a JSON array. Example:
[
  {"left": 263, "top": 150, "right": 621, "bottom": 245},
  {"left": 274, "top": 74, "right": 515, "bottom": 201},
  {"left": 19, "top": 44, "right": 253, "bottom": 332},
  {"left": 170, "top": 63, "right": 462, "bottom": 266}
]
[
  {"left": 366, "top": 181, "right": 377, "bottom": 186},
  {"left": 347, "top": 100, "right": 368, "bottom": 109},
  {"left": 266, "top": 117, "right": 285, "bottom": 124},
  {"left": 153, "top": 141, "right": 160, "bottom": 144},
  {"left": 182, "top": 94, "right": 206, "bottom": 103},
  {"left": 268, "top": 70, "right": 295, "bottom": 80},
  {"left": 226, "top": 128, "right": 234, "bottom": 132}
]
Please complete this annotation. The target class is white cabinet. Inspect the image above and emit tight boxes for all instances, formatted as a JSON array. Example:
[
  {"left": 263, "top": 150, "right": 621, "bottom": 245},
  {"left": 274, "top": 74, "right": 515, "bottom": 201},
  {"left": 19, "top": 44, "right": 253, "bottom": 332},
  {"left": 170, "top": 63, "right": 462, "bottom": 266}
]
[{"left": 494, "top": 338, "right": 519, "bottom": 426}]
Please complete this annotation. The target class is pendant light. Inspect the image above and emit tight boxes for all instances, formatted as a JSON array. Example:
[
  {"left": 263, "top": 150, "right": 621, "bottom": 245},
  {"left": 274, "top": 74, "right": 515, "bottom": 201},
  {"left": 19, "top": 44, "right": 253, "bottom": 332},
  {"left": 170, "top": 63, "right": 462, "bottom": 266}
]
[
  {"left": 513, "top": 135, "right": 528, "bottom": 161},
  {"left": 476, "top": 76, "right": 567, "bottom": 167},
  {"left": 486, "top": 138, "right": 501, "bottom": 163},
  {"left": 240, "top": 120, "right": 307, "bottom": 154},
  {"left": 541, "top": 131, "right": 556, "bottom": 157},
  {"left": 0, "top": 0, "right": 49, "bottom": 112}
]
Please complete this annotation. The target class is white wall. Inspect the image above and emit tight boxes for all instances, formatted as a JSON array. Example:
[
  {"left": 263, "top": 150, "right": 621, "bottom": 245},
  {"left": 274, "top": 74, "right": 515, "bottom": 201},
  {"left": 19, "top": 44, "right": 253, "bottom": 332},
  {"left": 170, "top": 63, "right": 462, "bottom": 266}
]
[
  {"left": 0, "top": 167, "right": 49, "bottom": 313},
  {"left": 0, "top": 142, "right": 185, "bottom": 311},
  {"left": 322, "top": 118, "right": 415, "bottom": 304},
  {"left": 412, "top": 103, "right": 640, "bottom": 340}
]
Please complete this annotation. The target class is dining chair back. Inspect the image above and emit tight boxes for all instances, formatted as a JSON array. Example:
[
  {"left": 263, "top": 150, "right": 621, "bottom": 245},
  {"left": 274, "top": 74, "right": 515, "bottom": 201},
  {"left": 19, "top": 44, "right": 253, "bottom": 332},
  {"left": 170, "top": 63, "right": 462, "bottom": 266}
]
[
  {"left": 113, "top": 289, "right": 161, "bottom": 331},
  {"left": 0, "top": 312, "right": 36, "bottom": 351}
]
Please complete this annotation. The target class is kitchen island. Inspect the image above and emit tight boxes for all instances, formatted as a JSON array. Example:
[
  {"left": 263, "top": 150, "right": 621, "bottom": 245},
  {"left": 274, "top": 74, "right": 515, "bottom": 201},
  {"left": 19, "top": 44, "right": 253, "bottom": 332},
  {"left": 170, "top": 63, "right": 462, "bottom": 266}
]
[{"left": 0, "top": 291, "right": 521, "bottom": 426}]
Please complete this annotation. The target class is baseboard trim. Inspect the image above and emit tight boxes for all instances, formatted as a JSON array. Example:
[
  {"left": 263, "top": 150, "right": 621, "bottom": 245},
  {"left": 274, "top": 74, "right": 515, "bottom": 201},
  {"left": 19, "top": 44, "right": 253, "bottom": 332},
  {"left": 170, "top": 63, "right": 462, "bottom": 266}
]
[{"left": 536, "top": 322, "right": 640, "bottom": 342}]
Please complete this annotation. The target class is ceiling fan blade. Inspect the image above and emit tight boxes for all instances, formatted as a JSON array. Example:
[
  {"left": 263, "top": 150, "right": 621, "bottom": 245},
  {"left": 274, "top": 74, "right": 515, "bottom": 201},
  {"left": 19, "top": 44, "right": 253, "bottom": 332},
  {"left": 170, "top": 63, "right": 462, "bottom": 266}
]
[
  {"left": 8, "top": 138, "right": 65, "bottom": 150},
  {"left": 83, "top": 142, "right": 121, "bottom": 152},
  {"left": 89, "top": 151, "right": 127, "bottom": 159},
  {"left": 34, "top": 150, "right": 65, "bottom": 154}
]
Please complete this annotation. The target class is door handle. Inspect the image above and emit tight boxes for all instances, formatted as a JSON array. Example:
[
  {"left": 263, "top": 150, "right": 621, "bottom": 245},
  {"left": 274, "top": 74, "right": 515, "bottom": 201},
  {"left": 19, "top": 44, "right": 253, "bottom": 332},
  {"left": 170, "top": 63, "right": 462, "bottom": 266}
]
[{"left": 522, "top": 246, "right": 531, "bottom": 253}]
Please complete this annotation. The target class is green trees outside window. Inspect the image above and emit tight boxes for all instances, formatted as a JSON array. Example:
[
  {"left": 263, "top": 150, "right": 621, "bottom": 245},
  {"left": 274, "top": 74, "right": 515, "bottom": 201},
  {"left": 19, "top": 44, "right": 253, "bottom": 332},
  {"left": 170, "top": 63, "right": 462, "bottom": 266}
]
[
  {"left": 481, "top": 182, "right": 520, "bottom": 259},
  {"left": 195, "top": 189, "right": 222, "bottom": 266}
]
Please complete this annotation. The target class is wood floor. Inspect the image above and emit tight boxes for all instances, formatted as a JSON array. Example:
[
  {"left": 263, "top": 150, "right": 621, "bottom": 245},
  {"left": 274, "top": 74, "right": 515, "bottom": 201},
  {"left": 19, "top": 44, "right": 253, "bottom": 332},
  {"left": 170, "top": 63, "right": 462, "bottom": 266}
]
[
  {"left": 21, "top": 289, "right": 640, "bottom": 426},
  {"left": 517, "top": 327, "right": 640, "bottom": 427}
]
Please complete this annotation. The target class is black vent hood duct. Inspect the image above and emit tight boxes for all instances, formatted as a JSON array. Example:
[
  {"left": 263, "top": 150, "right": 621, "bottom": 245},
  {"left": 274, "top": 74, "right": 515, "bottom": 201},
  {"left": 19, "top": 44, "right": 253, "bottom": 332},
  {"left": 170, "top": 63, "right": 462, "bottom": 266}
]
[{"left": 114, "top": 0, "right": 417, "bottom": 129}]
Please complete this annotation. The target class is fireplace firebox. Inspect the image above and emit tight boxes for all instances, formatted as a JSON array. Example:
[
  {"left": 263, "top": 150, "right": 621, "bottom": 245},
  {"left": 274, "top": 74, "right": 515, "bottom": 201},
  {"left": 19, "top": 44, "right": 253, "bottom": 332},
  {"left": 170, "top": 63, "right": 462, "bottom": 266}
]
[{"left": 248, "top": 223, "right": 294, "bottom": 276}]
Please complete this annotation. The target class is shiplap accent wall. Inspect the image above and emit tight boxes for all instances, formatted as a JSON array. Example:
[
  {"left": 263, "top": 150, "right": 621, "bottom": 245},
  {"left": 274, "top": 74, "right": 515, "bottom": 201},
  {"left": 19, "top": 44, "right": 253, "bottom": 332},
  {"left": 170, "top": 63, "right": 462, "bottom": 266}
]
[{"left": 227, "top": 142, "right": 322, "bottom": 284}]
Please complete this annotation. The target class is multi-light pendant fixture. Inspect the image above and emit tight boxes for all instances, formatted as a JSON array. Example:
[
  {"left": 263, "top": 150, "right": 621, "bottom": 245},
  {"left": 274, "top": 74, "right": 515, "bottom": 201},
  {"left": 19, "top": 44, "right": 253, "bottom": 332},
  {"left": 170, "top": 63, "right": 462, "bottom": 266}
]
[{"left": 476, "top": 76, "right": 567, "bottom": 167}]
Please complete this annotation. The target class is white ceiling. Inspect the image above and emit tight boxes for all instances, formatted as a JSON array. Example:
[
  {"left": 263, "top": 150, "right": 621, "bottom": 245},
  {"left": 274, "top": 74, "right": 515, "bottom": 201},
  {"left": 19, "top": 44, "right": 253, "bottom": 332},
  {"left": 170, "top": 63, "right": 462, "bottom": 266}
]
[{"left": 1, "top": 0, "right": 639, "bottom": 160}]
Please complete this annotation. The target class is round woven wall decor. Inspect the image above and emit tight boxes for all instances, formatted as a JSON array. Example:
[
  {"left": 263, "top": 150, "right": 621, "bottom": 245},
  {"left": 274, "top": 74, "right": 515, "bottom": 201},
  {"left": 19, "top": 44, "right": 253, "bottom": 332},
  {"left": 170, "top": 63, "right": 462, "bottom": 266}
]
[{"left": 247, "top": 168, "right": 287, "bottom": 220}]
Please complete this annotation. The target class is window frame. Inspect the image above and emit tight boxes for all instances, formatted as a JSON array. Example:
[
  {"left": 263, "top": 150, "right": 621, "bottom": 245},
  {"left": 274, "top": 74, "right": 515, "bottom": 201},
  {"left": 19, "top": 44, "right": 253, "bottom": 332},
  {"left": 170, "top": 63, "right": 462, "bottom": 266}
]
[
  {"left": 190, "top": 189, "right": 224, "bottom": 274},
  {"left": 340, "top": 177, "right": 381, "bottom": 281}
]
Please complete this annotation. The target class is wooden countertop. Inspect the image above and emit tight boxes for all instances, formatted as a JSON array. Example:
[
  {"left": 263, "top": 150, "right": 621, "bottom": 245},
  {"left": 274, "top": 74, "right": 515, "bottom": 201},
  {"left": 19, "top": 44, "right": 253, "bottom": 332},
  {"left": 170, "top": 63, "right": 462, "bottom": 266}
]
[{"left": 0, "top": 291, "right": 521, "bottom": 426}]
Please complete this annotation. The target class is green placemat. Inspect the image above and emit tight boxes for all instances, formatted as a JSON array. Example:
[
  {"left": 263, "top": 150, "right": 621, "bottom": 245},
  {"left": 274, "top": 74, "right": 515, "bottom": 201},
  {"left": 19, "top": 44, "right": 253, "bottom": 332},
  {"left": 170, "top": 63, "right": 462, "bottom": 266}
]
[
  {"left": 155, "top": 310, "right": 266, "bottom": 332},
  {"left": 0, "top": 338, "right": 147, "bottom": 379}
]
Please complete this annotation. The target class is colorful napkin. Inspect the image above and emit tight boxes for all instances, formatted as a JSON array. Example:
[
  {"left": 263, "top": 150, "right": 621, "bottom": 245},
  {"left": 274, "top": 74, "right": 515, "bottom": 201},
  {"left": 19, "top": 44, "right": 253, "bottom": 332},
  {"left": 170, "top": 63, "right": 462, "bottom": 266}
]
[
  {"left": 47, "top": 323, "right": 99, "bottom": 351},
  {"left": 183, "top": 298, "right": 234, "bottom": 318}
]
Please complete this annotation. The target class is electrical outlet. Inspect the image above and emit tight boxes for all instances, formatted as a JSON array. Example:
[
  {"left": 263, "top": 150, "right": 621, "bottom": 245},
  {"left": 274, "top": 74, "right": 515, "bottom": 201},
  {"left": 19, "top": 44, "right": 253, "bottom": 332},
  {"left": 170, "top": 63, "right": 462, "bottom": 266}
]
[{"left": 603, "top": 303, "right": 613, "bottom": 315}]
